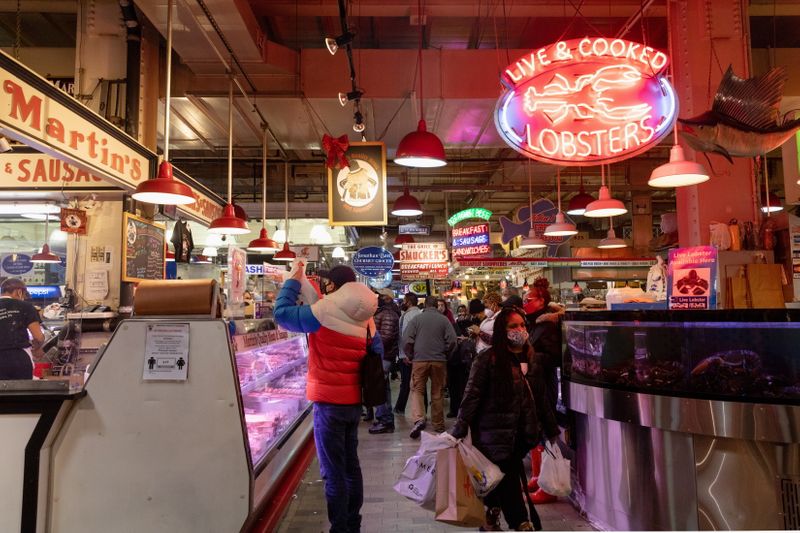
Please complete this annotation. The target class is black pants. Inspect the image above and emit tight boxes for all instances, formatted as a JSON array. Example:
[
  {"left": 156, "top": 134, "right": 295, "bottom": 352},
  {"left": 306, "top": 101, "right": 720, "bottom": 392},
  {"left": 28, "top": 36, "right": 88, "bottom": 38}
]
[
  {"left": 446, "top": 362, "right": 468, "bottom": 415},
  {"left": 0, "top": 348, "right": 33, "bottom": 379},
  {"left": 484, "top": 458, "right": 528, "bottom": 530}
]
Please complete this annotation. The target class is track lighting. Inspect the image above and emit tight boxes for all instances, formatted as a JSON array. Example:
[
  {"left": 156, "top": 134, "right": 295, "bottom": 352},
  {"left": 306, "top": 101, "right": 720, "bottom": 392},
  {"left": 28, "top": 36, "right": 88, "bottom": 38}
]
[
  {"left": 353, "top": 111, "right": 365, "bottom": 133},
  {"left": 325, "top": 31, "right": 355, "bottom": 55},
  {"left": 339, "top": 89, "right": 364, "bottom": 106}
]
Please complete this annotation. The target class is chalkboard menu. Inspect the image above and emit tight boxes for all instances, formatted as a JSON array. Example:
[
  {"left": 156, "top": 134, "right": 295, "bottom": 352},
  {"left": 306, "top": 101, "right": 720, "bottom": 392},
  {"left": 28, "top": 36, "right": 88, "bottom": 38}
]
[{"left": 122, "top": 213, "right": 166, "bottom": 283}]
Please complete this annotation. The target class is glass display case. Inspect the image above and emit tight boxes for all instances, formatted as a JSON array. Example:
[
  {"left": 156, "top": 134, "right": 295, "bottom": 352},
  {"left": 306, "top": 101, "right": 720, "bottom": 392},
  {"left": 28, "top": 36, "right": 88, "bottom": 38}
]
[
  {"left": 564, "top": 310, "right": 800, "bottom": 403},
  {"left": 233, "top": 329, "right": 310, "bottom": 467}
]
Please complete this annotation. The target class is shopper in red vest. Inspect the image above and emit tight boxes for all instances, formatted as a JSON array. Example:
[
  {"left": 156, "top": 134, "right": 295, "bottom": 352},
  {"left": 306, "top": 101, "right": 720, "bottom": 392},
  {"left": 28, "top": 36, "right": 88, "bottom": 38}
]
[{"left": 274, "top": 265, "right": 383, "bottom": 533}]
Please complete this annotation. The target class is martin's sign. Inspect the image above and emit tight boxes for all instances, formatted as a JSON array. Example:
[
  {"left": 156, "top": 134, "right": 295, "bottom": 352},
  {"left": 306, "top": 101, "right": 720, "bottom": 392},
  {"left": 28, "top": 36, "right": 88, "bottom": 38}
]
[
  {"left": 495, "top": 37, "right": 676, "bottom": 166},
  {"left": 0, "top": 51, "right": 155, "bottom": 189},
  {"left": 0, "top": 153, "right": 107, "bottom": 188}
]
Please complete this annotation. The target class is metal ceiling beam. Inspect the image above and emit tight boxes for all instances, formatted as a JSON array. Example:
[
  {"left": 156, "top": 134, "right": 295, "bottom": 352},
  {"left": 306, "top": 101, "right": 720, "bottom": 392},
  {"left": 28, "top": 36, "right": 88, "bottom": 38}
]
[
  {"left": 169, "top": 106, "right": 218, "bottom": 153},
  {"left": 185, "top": 95, "right": 228, "bottom": 137}
]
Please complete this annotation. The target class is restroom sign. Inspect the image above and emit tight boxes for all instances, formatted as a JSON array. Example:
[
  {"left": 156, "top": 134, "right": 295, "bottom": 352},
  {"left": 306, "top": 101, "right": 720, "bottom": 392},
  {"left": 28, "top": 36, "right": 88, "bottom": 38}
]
[{"left": 494, "top": 37, "right": 677, "bottom": 166}]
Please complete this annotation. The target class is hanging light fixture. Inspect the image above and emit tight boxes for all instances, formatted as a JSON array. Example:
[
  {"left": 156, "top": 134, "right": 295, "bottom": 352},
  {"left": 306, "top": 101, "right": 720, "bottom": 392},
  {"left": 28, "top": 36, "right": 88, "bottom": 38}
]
[
  {"left": 209, "top": 77, "right": 250, "bottom": 235},
  {"left": 248, "top": 126, "right": 279, "bottom": 253},
  {"left": 391, "top": 170, "right": 423, "bottom": 216},
  {"left": 544, "top": 168, "right": 578, "bottom": 237},
  {"left": 273, "top": 162, "right": 296, "bottom": 262},
  {"left": 132, "top": 0, "right": 194, "bottom": 206},
  {"left": 332, "top": 246, "right": 346, "bottom": 259},
  {"left": 519, "top": 159, "right": 546, "bottom": 249},
  {"left": 566, "top": 170, "right": 595, "bottom": 216},
  {"left": 325, "top": 31, "right": 355, "bottom": 55},
  {"left": 393, "top": 234, "right": 415, "bottom": 248},
  {"left": 394, "top": 0, "right": 446, "bottom": 168},
  {"left": 598, "top": 218, "right": 627, "bottom": 249},
  {"left": 584, "top": 165, "right": 627, "bottom": 218},
  {"left": 760, "top": 156, "right": 783, "bottom": 214},
  {"left": 648, "top": 24, "right": 709, "bottom": 188},
  {"left": 32, "top": 203, "right": 61, "bottom": 264},
  {"left": 201, "top": 246, "right": 218, "bottom": 258}
]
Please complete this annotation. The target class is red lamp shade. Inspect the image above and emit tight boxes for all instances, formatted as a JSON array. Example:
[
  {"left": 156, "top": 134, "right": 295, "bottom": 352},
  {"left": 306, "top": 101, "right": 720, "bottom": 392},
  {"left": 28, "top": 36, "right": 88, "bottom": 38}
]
[
  {"left": 394, "top": 119, "right": 447, "bottom": 168},
  {"left": 247, "top": 227, "right": 279, "bottom": 253},
  {"left": 761, "top": 191, "right": 783, "bottom": 213},
  {"left": 391, "top": 187, "right": 423, "bottom": 217},
  {"left": 31, "top": 243, "right": 61, "bottom": 264},
  {"left": 566, "top": 191, "right": 595, "bottom": 216},
  {"left": 132, "top": 161, "right": 196, "bottom": 205},
  {"left": 393, "top": 234, "right": 415, "bottom": 248},
  {"left": 273, "top": 241, "right": 296, "bottom": 262},
  {"left": 208, "top": 203, "right": 250, "bottom": 235}
]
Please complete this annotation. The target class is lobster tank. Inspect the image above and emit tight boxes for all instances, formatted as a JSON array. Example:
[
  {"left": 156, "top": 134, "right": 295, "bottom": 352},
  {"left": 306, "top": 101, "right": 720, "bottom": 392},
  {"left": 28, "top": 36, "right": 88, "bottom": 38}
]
[{"left": 563, "top": 309, "right": 800, "bottom": 531}]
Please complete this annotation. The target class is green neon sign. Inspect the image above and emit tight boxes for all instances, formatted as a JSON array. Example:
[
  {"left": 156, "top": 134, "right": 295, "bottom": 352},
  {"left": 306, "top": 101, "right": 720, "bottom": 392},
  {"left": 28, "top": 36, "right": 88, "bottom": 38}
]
[{"left": 448, "top": 208, "right": 492, "bottom": 226}]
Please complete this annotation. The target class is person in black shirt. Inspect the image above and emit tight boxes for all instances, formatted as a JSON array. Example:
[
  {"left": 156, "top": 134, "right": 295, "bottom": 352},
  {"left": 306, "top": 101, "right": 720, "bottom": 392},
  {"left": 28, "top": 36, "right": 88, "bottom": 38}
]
[{"left": 0, "top": 278, "right": 45, "bottom": 379}]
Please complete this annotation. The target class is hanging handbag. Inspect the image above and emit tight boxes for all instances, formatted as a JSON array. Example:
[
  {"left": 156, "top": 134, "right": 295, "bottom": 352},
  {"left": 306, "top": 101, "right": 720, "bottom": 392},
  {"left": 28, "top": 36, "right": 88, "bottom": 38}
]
[{"left": 361, "top": 326, "right": 386, "bottom": 407}]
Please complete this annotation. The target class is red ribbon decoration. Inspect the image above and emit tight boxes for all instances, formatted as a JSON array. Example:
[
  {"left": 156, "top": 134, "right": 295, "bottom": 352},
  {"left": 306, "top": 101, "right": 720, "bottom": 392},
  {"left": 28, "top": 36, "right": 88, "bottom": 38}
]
[{"left": 322, "top": 134, "right": 350, "bottom": 170}]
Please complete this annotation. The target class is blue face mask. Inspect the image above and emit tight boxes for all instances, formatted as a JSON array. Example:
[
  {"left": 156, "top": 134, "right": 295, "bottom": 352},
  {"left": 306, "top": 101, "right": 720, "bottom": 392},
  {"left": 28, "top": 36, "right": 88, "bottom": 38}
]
[{"left": 507, "top": 329, "right": 529, "bottom": 347}]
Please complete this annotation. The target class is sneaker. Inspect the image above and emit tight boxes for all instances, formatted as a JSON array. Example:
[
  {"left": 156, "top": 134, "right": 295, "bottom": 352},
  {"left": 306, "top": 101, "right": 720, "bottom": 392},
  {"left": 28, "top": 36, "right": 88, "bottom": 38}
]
[
  {"left": 368, "top": 423, "right": 395, "bottom": 434},
  {"left": 479, "top": 507, "right": 503, "bottom": 531},
  {"left": 409, "top": 420, "right": 426, "bottom": 439}
]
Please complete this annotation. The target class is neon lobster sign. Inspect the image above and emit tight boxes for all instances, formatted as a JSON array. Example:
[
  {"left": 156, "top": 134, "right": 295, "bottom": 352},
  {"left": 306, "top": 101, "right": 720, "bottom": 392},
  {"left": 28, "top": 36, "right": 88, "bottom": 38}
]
[{"left": 494, "top": 37, "right": 677, "bottom": 166}]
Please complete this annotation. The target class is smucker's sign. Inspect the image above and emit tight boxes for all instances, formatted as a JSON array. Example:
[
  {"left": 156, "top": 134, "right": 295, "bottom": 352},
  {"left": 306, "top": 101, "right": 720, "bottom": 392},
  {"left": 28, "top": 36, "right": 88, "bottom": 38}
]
[
  {"left": 0, "top": 50, "right": 155, "bottom": 188},
  {"left": 495, "top": 37, "right": 677, "bottom": 166}
]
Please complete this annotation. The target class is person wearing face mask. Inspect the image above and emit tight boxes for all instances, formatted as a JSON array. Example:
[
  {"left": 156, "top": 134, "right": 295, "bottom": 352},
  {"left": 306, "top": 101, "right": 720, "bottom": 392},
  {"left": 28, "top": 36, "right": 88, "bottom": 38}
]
[
  {"left": 393, "top": 292, "right": 422, "bottom": 415},
  {"left": 0, "top": 278, "right": 44, "bottom": 379},
  {"left": 450, "top": 307, "right": 559, "bottom": 531},
  {"left": 469, "top": 292, "right": 501, "bottom": 353}
]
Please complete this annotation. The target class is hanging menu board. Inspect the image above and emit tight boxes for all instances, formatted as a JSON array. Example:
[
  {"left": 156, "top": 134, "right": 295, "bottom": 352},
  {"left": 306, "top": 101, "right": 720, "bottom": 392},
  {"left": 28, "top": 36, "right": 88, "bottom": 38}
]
[{"left": 122, "top": 212, "right": 166, "bottom": 283}]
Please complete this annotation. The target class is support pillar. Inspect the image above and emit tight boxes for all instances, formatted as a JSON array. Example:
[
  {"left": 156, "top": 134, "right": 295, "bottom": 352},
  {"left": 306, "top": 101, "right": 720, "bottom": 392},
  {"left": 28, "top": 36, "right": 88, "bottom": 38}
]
[{"left": 668, "top": 0, "right": 757, "bottom": 247}]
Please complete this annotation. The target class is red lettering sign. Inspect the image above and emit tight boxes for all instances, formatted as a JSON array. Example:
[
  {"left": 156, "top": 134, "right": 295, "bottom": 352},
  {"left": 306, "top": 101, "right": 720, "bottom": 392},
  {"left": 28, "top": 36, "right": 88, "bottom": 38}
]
[{"left": 495, "top": 37, "right": 676, "bottom": 166}]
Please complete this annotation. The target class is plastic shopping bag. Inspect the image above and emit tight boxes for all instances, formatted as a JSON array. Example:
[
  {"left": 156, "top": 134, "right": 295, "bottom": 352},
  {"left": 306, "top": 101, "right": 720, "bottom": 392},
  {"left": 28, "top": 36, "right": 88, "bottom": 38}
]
[
  {"left": 457, "top": 435, "right": 504, "bottom": 497},
  {"left": 537, "top": 440, "right": 572, "bottom": 497},
  {"left": 393, "top": 431, "right": 457, "bottom": 509},
  {"left": 434, "top": 447, "right": 485, "bottom": 527}
]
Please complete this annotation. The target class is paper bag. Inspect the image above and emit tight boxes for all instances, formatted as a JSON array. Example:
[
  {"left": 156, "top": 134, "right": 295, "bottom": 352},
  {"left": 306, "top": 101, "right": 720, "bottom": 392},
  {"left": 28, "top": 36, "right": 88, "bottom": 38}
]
[
  {"left": 434, "top": 448, "right": 485, "bottom": 527},
  {"left": 746, "top": 264, "right": 784, "bottom": 308}
]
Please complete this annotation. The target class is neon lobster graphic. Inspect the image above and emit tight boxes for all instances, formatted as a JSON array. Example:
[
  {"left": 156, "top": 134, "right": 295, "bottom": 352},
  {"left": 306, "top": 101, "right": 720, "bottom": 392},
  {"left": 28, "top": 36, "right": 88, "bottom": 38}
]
[{"left": 524, "top": 65, "right": 652, "bottom": 125}]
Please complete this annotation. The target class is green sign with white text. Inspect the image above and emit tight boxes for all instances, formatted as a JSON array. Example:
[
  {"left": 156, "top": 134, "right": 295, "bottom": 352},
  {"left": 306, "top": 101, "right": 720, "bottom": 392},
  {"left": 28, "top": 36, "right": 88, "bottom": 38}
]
[{"left": 448, "top": 207, "right": 492, "bottom": 226}]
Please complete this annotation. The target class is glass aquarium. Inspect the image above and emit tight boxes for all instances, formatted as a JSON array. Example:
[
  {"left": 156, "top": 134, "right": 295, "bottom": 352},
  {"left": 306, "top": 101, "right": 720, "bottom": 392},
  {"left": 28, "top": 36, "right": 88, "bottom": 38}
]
[
  {"left": 564, "top": 312, "right": 800, "bottom": 403},
  {"left": 233, "top": 330, "right": 310, "bottom": 467}
]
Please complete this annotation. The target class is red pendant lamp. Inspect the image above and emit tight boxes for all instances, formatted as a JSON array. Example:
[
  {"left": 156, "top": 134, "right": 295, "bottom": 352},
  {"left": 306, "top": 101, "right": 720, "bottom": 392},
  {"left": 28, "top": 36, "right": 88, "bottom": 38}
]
[
  {"left": 273, "top": 162, "right": 296, "bottom": 262},
  {"left": 394, "top": 0, "right": 446, "bottom": 168},
  {"left": 132, "top": 0, "right": 194, "bottom": 206},
  {"left": 393, "top": 234, "right": 415, "bottom": 249},
  {"left": 209, "top": 77, "right": 250, "bottom": 235},
  {"left": 566, "top": 170, "right": 595, "bottom": 216},
  {"left": 248, "top": 127, "right": 279, "bottom": 253},
  {"left": 760, "top": 157, "right": 783, "bottom": 214},
  {"left": 584, "top": 165, "right": 627, "bottom": 218},
  {"left": 32, "top": 205, "right": 61, "bottom": 264},
  {"left": 391, "top": 171, "right": 423, "bottom": 216}
]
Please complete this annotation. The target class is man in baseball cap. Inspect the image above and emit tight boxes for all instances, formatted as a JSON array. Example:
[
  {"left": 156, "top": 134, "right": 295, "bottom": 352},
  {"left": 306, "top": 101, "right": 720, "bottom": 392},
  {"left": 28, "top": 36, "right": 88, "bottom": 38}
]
[{"left": 1, "top": 278, "right": 44, "bottom": 379}]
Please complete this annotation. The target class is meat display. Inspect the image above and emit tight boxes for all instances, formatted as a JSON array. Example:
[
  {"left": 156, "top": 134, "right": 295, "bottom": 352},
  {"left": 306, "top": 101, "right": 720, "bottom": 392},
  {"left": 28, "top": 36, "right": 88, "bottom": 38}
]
[{"left": 234, "top": 334, "right": 310, "bottom": 464}]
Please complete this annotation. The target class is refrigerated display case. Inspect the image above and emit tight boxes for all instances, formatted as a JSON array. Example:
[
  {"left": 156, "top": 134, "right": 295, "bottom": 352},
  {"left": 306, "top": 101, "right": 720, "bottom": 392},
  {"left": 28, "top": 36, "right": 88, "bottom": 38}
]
[
  {"left": 47, "top": 317, "right": 313, "bottom": 533},
  {"left": 563, "top": 309, "right": 800, "bottom": 531}
]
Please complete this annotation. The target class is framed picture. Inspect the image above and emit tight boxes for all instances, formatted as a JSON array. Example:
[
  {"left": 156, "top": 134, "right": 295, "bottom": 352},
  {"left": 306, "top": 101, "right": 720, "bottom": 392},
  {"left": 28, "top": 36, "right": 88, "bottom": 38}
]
[
  {"left": 122, "top": 212, "right": 166, "bottom": 283},
  {"left": 327, "top": 141, "right": 387, "bottom": 226}
]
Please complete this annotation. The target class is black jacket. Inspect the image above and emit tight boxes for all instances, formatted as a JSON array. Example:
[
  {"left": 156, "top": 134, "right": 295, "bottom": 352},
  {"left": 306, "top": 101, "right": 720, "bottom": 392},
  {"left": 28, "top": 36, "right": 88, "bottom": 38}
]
[
  {"left": 526, "top": 308, "right": 562, "bottom": 412},
  {"left": 374, "top": 300, "right": 401, "bottom": 362},
  {"left": 451, "top": 344, "right": 559, "bottom": 463}
]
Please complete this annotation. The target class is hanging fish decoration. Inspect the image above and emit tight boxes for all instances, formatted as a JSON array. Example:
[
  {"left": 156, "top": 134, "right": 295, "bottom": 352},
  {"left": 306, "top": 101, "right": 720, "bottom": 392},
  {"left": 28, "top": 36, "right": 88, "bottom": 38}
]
[{"left": 678, "top": 65, "right": 800, "bottom": 162}]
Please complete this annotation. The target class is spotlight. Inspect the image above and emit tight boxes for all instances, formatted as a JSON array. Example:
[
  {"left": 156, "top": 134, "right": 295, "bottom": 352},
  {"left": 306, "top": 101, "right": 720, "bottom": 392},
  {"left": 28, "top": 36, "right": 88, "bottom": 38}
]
[
  {"left": 0, "top": 136, "right": 12, "bottom": 153},
  {"left": 325, "top": 31, "right": 355, "bottom": 55},
  {"left": 339, "top": 89, "right": 364, "bottom": 106},
  {"left": 353, "top": 111, "right": 365, "bottom": 133}
]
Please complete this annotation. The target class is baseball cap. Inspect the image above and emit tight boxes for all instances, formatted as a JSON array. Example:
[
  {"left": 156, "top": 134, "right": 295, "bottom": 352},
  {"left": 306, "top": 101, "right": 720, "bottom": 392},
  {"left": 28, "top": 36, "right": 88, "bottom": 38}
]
[
  {"left": 376, "top": 288, "right": 395, "bottom": 298},
  {"left": 501, "top": 295, "right": 524, "bottom": 309},
  {"left": 0, "top": 277, "right": 29, "bottom": 297},
  {"left": 317, "top": 265, "right": 357, "bottom": 289}
]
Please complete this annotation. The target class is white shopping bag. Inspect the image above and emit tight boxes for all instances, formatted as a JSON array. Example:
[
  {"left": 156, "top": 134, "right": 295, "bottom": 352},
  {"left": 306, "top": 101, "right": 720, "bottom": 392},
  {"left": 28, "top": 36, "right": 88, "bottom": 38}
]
[
  {"left": 456, "top": 432, "right": 504, "bottom": 498},
  {"left": 538, "top": 440, "right": 572, "bottom": 497},
  {"left": 393, "top": 431, "right": 457, "bottom": 509}
]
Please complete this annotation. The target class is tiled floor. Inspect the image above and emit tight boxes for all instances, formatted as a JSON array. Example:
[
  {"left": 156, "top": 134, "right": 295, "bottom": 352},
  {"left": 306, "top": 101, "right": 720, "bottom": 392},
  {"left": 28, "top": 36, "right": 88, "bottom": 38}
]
[{"left": 277, "top": 381, "right": 593, "bottom": 532}]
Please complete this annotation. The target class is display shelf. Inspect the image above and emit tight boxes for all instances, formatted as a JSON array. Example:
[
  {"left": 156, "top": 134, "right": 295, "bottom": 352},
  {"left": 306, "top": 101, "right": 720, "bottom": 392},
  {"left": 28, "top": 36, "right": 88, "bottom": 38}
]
[{"left": 240, "top": 357, "right": 305, "bottom": 395}]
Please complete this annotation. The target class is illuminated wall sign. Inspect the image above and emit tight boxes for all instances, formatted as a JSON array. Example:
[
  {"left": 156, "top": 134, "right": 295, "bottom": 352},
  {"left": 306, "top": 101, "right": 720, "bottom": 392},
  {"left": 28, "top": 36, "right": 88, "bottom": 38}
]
[
  {"left": 495, "top": 37, "right": 676, "bottom": 166},
  {"left": 448, "top": 208, "right": 492, "bottom": 227},
  {"left": 0, "top": 51, "right": 155, "bottom": 188},
  {"left": 400, "top": 242, "right": 449, "bottom": 281},
  {"left": 452, "top": 223, "right": 491, "bottom": 258}
]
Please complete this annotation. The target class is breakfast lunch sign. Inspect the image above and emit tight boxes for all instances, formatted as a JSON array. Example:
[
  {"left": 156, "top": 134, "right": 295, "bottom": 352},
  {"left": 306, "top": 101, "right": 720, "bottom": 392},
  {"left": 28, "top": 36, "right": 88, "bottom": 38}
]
[{"left": 494, "top": 37, "right": 677, "bottom": 166}]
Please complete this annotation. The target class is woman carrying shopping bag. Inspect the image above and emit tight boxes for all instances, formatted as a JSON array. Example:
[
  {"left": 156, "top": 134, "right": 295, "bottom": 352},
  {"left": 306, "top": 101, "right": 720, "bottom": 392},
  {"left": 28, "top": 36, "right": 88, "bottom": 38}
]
[{"left": 450, "top": 307, "right": 560, "bottom": 531}]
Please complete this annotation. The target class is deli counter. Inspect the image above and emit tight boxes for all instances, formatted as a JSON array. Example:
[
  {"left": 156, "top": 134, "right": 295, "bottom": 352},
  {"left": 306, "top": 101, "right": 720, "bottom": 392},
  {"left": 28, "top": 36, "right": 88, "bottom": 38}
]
[
  {"left": 40, "top": 317, "right": 311, "bottom": 532},
  {"left": 563, "top": 309, "right": 800, "bottom": 531}
]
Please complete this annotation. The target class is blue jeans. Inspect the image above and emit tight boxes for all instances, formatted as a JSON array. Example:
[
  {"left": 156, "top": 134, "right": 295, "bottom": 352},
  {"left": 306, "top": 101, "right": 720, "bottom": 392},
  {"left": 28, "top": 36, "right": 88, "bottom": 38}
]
[
  {"left": 313, "top": 403, "right": 363, "bottom": 533},
  {"left": 374, "top": 360, "right": 394, "bottom": 426}
]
